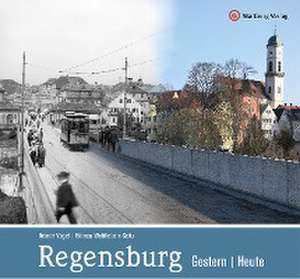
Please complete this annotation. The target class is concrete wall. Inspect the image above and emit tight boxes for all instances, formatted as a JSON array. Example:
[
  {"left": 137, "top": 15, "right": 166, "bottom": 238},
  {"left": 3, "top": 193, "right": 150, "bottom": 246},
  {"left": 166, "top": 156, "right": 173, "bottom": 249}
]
[{"left": 119, "top": 141, "right": 300, "bottom": 210}]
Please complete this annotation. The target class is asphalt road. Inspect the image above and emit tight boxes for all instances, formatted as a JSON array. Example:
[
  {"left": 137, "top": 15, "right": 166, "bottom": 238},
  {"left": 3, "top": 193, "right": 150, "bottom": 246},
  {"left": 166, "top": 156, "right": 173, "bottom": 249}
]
[{"left": 36, "top": 123, "right": 300, "bottom": 224}]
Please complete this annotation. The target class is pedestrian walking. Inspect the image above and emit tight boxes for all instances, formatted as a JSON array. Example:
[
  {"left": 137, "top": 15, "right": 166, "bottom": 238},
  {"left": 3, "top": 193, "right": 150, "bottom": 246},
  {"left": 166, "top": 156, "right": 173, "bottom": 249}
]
[
  {"left": 110, "top": 128, "right": 118, "bottom": 152},
  {"left": 37, "top": 143, "right": 46, "bottom": 167},
  {"left": 55, "top": 171, "right": 79, "bottom": 224},
  {"left": 36, "top": 119, "right": 41, "bottom": 129},
  {"left": 27, "top": 129, "right": 33, "bottom": 147},
  {"left": 39, "top": 128, "right": 44, "bottom": 143},
  {"left": 29, "top": 143, "right": 37, "bottom": 166},
  {"left": 103, "top": 126, "right": 110, "bottom": 149}
]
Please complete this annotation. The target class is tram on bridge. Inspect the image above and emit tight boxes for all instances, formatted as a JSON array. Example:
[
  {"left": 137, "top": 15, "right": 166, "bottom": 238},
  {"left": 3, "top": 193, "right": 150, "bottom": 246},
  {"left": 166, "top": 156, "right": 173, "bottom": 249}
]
[{"left": 60, "top": 112, "right": 89, "bottom": 151}]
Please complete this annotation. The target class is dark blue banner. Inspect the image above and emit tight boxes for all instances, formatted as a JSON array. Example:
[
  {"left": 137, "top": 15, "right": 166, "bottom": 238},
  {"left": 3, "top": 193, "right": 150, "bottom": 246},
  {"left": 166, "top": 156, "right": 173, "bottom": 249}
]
[{"left": 0, "top": 227, "right": 299, "bottom": 277}]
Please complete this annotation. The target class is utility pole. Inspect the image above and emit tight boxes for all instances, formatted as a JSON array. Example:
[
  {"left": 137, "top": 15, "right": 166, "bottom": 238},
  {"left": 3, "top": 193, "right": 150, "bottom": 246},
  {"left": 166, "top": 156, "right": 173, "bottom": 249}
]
[
  {"left": 123, "top": 57, "right": 128, "bottom": 139},
  {"left": 19, "top": 51, "right": 26, "bottom": 191}
]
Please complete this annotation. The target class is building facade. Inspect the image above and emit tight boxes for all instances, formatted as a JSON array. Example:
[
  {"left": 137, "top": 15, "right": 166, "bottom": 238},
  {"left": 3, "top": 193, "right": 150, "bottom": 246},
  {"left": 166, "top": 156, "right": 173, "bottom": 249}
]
[
  {"left": 0, "top": 84, "right": 20, "bottom": 196},
  {"left": 265, "top": 33, "right": 285, "bottom": 108},
  {"left": 260, "top": 104, "right": 278, "bottom": 140},
  {"left": 101, "top": 92, "right": 143, "bottom": 128},
  {"left": 60, "top": 87, "right": 103, "bottom": 107}
]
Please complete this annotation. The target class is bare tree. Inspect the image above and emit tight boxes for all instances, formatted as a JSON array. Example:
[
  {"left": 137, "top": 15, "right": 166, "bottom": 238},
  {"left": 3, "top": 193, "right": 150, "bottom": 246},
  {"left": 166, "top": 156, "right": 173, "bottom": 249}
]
[
  {"left": 224, "top": 58, "right": 242, "bottom": 78},
  {"left": 241, "top": 63, "right": 258, "bottom": 79},
  {"left": 185, "top": 62, "right": 223, "bottom": 105},
  {"left": 224, "top": 58, "right": 257, "bottom": 79}
]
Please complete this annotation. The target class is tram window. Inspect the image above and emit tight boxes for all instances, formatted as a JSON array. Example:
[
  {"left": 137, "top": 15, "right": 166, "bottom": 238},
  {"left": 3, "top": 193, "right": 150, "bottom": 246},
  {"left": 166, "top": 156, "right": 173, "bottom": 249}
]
[
  {"left": 79, "top": 122, "right": 84, "bottom": 132},
  {"left": 78, "top": 122, "right": 88, "bottom": 132}
]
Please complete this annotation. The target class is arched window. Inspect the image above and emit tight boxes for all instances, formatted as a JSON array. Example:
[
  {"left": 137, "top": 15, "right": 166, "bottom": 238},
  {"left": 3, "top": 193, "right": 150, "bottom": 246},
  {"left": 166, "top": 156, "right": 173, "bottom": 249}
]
[
  {"left": 268, "top": 86, "right": 272, "bottom": 95},
  {"left": 268, "top": 61, "right": 273, "bottom": 72},
  {"left": 278, "top": 61, "right": 282, "bottom": 72}
]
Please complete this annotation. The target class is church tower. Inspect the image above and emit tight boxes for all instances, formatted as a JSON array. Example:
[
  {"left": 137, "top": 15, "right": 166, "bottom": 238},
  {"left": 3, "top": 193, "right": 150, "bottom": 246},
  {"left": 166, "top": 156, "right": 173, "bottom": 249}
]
[{"left": 265, "top": 32, "right": 285, "bottom": 108}]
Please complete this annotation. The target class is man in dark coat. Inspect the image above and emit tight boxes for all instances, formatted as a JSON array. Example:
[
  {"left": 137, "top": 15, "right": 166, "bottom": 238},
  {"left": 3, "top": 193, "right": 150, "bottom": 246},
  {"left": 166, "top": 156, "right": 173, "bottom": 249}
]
[
  {"left": 110, "top": 128, "right": 118, "bottom": 152},
  {"left": 37, "top": 143, "right": 46, "bottom": 167},
  {"left": 39, "top": 128, "right": 44, "bottom": 143},
  {"left": 29, "top": 143, "right": 37, "bottom": 166},
  {"left": 55, "top": 171, "right": 79, "bottom": 224},
  {"left": 27, "top": 130, "right": 33, "bottom": 147}
]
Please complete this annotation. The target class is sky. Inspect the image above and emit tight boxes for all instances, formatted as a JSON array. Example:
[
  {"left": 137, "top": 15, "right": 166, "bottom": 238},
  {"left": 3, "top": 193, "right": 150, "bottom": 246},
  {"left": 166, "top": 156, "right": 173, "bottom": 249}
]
[
  {"left": 0, "top": 0, "right": 299, "bottom": 103},
  {"left": 163, "top": 0, "right": 300, "bottom": 104},
  {"left": 0, "top": 0, "right": 172, "bottom": 85}
]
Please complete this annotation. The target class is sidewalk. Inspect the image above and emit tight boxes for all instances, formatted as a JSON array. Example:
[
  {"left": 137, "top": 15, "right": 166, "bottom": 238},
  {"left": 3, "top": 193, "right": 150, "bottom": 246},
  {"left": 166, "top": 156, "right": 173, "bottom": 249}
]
[{"left": 35, "top": 167, "right": 69, "bottom": 224}]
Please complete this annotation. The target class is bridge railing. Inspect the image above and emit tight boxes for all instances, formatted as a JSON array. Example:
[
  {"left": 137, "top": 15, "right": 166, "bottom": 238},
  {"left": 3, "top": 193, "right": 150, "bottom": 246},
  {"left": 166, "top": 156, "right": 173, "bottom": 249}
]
[{"left": 119, "top": 140, "right": 300, "bottom": 211}]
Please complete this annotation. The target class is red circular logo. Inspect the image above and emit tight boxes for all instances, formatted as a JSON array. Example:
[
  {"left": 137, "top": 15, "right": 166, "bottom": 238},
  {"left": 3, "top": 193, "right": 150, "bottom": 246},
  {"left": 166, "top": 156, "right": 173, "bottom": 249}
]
[{"left": 229, "top": 9, "right": 240, "bottom": 22}]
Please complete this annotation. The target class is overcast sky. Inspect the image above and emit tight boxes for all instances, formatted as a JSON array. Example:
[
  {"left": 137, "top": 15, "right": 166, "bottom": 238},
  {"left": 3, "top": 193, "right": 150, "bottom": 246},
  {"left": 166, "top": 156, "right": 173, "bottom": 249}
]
[{"left": 0, "top": 0, "right": 173, "bottom": 85}]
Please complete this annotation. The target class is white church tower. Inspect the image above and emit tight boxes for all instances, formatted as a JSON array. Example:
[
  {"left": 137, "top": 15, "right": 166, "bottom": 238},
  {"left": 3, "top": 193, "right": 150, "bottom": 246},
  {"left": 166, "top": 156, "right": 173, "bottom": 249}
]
[{"left": 265, "top": 31, "right": 285, "bottom": 108}]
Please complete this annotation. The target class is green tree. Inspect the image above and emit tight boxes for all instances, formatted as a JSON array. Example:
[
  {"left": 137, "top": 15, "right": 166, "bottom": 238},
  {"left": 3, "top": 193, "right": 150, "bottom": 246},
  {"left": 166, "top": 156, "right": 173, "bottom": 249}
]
[
  {"left": 275, "top": 129, "right": 295, "bottom": 158},
  {"left": 239, "top": 116, "right": 268, "bottom": 156},
  {"left": 157, "top": 108, "right": 222, "bottom": 149}
]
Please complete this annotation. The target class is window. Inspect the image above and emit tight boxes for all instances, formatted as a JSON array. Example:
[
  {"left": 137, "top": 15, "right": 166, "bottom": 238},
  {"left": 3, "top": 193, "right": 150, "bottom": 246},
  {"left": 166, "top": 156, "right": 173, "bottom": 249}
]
[
  {"left": 112, "top": 117, "right": 116, "bottom": 123},
  {"left": 278, "top": 61, "right": 282, "bottom": 72},
  {"left": 119, "top": 99, "right": 123, "bottom": 103},
  {"left": 7, "top": 114, "right": 13, "bottom": 124},
  {"left": 268, "top": 61, "right": 273, "bottom": 72},
  {"left": 278, "top": 87, "right": 281, "bottom": 94},
  {"left": 268, "top": 86, "right": 272, "bottom": 94},
  {"left": 127, "top": 99, "right": 132, "bottom": 103}
]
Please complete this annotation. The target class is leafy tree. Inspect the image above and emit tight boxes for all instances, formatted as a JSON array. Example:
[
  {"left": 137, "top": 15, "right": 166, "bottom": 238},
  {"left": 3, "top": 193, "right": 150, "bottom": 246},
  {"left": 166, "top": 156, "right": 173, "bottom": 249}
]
[
  {"left": 212, "top": 100, "right": 234, "bottom": 150},
  {"left": 157, "top": 108, "right": 222, "bottom": 149},
  {"left": 239, "top": 116, "right": 268, "bottom": 155},
  {"left": 275, "top": 129, "right": 295, "bottom": 158},
  {"left": 214, "top": 79, "right": 250, "bottom": 152},
  {"left": 263, "top": 130, "right": 298, "bottom": 160}
]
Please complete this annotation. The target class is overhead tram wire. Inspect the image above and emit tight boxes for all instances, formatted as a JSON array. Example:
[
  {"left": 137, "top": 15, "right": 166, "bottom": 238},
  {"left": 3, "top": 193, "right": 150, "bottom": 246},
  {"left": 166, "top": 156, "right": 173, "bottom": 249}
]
[
  {"left": 60, "top": 57, "right": 160, "bottom": 77},
  {"left": 60, "top": 32, "right": 159, "bottom": 73},
  {"left": 58, "top": 66, "right": 123, "bottom": 76}
]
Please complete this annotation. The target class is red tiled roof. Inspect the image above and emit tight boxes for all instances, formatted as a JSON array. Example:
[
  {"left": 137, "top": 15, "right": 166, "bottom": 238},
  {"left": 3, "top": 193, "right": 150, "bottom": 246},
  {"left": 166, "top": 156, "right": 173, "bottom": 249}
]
[{"left": 277, "top": 105, "right": 300, "bottom": 110}]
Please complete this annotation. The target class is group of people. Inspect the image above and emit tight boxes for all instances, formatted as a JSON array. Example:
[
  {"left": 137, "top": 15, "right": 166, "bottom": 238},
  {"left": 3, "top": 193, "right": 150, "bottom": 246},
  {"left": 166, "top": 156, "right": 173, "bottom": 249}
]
[
  {"left": 27, "top": 127, "right": 46, "bottom": 168},
  {"left": 26, "top": 111, "right": 79, "bottom": 224},
  {"left": 99, "top": 127, "right": 120, "bottom": 152}
]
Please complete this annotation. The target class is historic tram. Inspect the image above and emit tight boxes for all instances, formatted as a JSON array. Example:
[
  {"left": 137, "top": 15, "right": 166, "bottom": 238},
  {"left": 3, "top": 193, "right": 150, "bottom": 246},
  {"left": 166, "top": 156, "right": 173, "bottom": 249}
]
[
  {"left": 88, "top": 114, "right": 101, "bottom": 142},
  {"left": 60, "top": 112, "right": 89, "bottom": 151}
]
